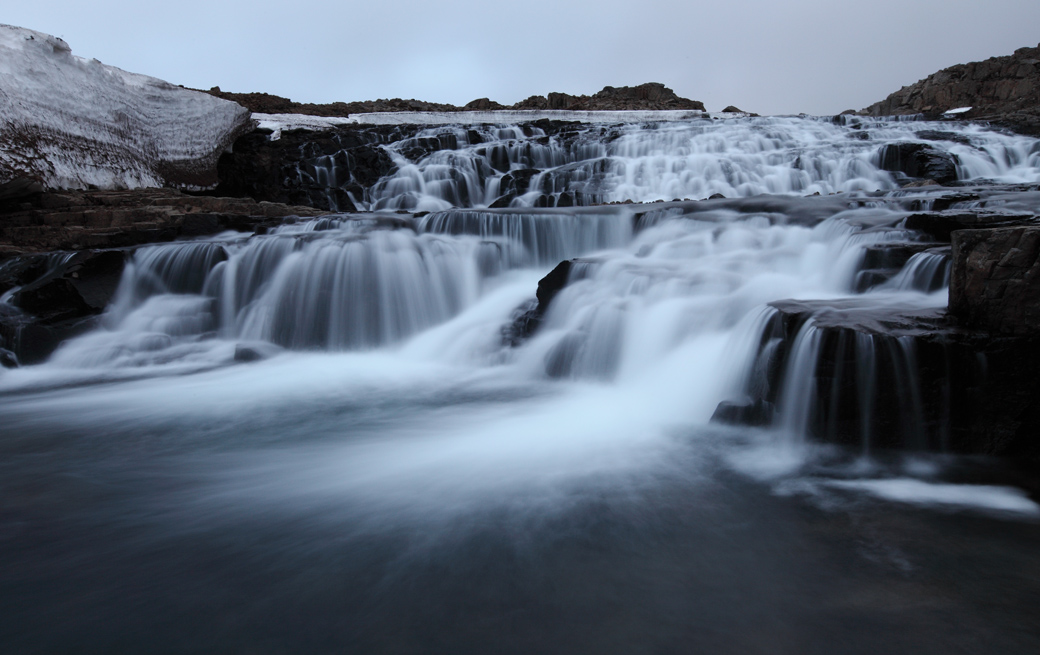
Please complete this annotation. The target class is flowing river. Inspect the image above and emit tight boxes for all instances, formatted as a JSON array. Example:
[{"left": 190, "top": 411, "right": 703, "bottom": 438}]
[{"left": 2, "top": 114, "right": 1039, "bottom": 653}]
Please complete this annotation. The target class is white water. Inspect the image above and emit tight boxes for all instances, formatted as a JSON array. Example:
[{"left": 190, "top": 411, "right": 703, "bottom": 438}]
[
  {"left": 2, "top": 118, "right": 1039, "bottom": 519},
  {"left": 288, "top": 116, "right": 1040, "bottom": 212}
]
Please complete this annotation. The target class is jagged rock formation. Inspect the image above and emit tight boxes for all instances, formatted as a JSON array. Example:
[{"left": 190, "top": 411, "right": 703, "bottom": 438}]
[
  {"left": 861, "top": 43, "right": 1040, "bottom": 135},
  {"left": 0, "top": 25, "right": 253, "bottom": 198},
  {"left": 205, "top": 83, "right": 705, "bottom": 116},
  {"left": 0, "top": 188, "right": 327, "bottom": 253}
]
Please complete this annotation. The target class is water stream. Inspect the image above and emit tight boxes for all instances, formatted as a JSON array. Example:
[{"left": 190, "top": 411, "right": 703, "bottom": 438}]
[{"left": 2, "top": 115, "right": 1039, "bottom": 653}]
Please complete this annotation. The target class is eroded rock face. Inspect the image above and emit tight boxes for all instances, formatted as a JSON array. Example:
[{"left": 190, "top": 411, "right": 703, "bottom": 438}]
[
  {"left": 212, "top": 127, "right": 399, "bottom": 212},
  {"left": 0, "top": 188, "right": 328, "bottom": 252},
  {"left": 950, "top": 227, "right": 1040, "bottom": 335},
  {"left": 0, "top": 25, "right": 253, "bottom": 194},
  {"left": 861, "top": 42, "right": 1040, "bottom": 135},
  {"left": 716, "top": 299, "right": 1040, "bottom": 466}
]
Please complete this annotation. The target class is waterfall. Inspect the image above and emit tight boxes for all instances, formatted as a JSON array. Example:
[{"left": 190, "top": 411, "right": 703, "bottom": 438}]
[
  {"left": 288, "top": 117, "right": 1040, "bottom": 212},
  {"left": 4, "top": 115, "right": 1038, "bottom": 459}
]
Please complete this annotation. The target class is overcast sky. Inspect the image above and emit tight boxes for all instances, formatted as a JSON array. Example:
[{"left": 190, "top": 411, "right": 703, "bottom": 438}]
[{"left": 4, "top": 1, "right": 1039, "bottom": 115}]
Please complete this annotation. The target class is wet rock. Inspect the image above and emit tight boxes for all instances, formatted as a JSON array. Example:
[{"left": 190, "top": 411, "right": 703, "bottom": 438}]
[
  {"left": 877, "top": 142, "right": 958, "bottom": 184},
  {"left": 903, "top": 209, "right": 1037, "bottom": 241},
  {"left": 710, "top": 399, "right": 774, "bottom": 426},
  {"left": 915, "top": 130, "right": 973, "bottom": 146},
  {"left": 1, "top": 249, "right": 126, "bottom": 363},
  {"left": 0, "top": 347, "right": 18, "bottom": 368},
  {"left": 234, "top": 342, "right": 282, "bottom": 363},
  {"left": 213, "top": 126, "right": 398, "bottom": 212},
  {"left": 950, "top": 226, "right": 1040, "bottom": 335},
  {"left": 720, "top": 298, "right": 1040, "bottom": 466},
  {"left": 502, "top": 259, "right": 575, "bottom": 346},
  {"left": 0, "top": 188, "right": 328, "bottom": 252}
]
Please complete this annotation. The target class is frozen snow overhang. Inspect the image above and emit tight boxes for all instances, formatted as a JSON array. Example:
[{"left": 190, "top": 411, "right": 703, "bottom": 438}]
[{"left": 0, "top": 24, "right": 253, "bottom": 195}]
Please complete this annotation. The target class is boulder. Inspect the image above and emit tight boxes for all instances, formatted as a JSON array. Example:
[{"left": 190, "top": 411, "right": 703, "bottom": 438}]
[
  {"left": 876, "top": 142, "right": 959, "bottom": 184},
  {"left": 502, "top": 259, "right": 575, "bottom": 346}
]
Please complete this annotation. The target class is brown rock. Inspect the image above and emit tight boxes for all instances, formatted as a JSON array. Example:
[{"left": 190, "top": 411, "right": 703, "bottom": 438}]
[{"left": 861, "top": 42, "right": 1040, "bottom": 135}]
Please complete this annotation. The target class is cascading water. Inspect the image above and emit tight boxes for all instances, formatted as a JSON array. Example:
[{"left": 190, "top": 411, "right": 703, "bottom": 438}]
[
  {"left": 295, "top": 116, "right": 1040, "bottom": 212},
  {"left": 3, "top": 116, "right": 1040, "bottom": 652}
]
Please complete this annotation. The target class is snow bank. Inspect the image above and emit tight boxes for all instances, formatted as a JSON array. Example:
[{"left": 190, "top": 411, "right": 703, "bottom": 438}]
[
  {"left": 253, "top": 109, "right": 712, "bottom": 137},
  {"left": 0, "top": 25, "right": 252, "bottom": 194}
]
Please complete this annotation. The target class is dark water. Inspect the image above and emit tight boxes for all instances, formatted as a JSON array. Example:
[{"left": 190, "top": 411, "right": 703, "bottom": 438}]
[
  {"left": 2, "top": 115, "right": 1039, "bottom": 653},
  {"left": 1, "top": 370, "right": 1038, "bottom": 655}
]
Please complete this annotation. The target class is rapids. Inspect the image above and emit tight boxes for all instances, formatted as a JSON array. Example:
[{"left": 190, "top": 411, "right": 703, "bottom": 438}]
[{"left": 2, "top": 115, "right": 1039, "bottom": 653}]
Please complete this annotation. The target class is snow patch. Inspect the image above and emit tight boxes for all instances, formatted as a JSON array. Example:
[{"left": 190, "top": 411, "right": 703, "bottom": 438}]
[
  {"left": 0, "top": 24, "right": 252, "bottom": 193},
  {"left": 253, "top": 109, "right": 711, "bottom": 135}
]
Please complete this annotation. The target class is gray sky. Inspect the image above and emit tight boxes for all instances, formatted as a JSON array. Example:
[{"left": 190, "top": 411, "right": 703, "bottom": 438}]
[{"left": 4, "top": 0, "right": 1039, "bottom": 115}]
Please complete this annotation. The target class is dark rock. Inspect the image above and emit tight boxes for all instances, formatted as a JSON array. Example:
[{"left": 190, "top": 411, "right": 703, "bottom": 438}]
[
  {"left": 502, "top": 259, "right": 575, "bottom": 346},
  {"left": 877, "top": 142, "right": 959, "bottom": 184},
  {"left": 464, "top": 98, "right": 505, "bottom": 111},
  {"left": 488, "top": 194, "right": 516, "bottom": 209},
  {"left": 903, "top": 209, "right": 1037, "bottom": 241},
  {"left": 710, "top": 399, "right": 774, "bottom": 426},
  {"left": 721, "top": 106, "right": 743, "bottom": 113},
  {"left": 1, "top": 249, "right": 127, "bottom": 363},
  {"left": 915, "top": 130, "right": 973, "bottom": 146},
  {"left": 0, "top": 188, "right": 327, "bottom": 252},
  {"left": 861, "top": 241, "right": 943, "bottom": 270},
  {"left": 861, "top": 42, "right": 1040, "bottom": 136},
  {"left": 0, "top": 347, "right": 18, "bottom": 368},
  {"left": 950, "top": 227, "right": 1040, "bottom": 335},
  {"left": 205, "top": 83, "right": 706, "bottom": 115},
  {"left": 212, "top": 126, "right": 398, "bottom": 212},
  {"left": 732, "top": 298, "right": 1040, "bottom": 464},
  {"left": 234, "top": 343, "right": 282, "bottom": 362}
]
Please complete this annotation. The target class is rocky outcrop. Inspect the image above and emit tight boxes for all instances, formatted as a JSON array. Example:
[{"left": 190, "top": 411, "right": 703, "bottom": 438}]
[
  {"left": 211, "top": 126, "right": 401, "bottom": 211},
  {"left": 510, "top": 84, "right": 706, "bottom": 112},
  {"left": 205, "top": 83, "right": 705, "bottom": 116},
  {"left": 0, "top": 25, "right": 253, "bottom": 195},
  {"left": 204, "top": 87, "right": 460, "bottom": 117},
  {"left": 876, "top": 142, "right": 959, "bottom": 185},
  {"left": 719, "top": 299, "right": 1040, "bottom": 467},
  {"left": 861, "top": 43, "right": 1040, "bottom": 135},
  {"left": 502, "top": 259, "right": 575, "bottom": 346},
  {"left": 950, "top": 227, "right": 1040, "bottom": 335},
  {"left": 713, "top": 192, "right": 1040, "bottom": 467},
  {"left": 0, "top": 188, "right": 328, "bottom": 253},
  {"left": 0, "top": 249, "right": 127, "bottom": 364}
]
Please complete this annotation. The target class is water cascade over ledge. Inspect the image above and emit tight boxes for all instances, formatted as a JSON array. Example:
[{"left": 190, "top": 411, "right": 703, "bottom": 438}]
[{"left": 3, "top": 115, "right": 1040, "bottom": 652}]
